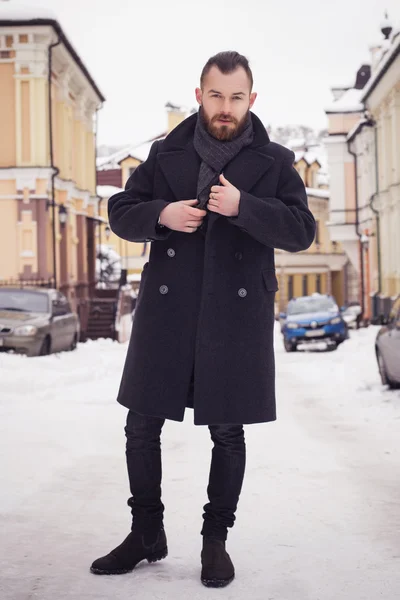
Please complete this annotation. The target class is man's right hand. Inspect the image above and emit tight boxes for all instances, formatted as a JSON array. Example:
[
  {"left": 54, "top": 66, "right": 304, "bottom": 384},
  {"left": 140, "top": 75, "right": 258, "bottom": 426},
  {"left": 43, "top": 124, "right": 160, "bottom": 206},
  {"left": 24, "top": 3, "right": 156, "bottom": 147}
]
[{"left": 159, "top": 200, "right": 207, "bottom": 233}]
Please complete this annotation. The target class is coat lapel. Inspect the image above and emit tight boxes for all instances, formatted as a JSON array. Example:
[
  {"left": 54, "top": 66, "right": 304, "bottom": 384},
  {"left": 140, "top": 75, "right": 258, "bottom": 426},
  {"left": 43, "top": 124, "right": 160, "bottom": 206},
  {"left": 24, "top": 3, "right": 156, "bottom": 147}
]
[
  {"left": 223, "top": 147, "right": 275, "bottom": 194},
  {"left": 158, "top": 142, "right": 200, "bottom": 201}
]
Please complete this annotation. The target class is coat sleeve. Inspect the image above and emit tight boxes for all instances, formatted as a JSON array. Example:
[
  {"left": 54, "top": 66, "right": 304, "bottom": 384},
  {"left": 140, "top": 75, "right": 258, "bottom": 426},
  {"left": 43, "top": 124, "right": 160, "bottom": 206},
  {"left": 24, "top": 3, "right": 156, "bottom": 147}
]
[
  {"left": 228, "top": 152, "right": 316, "bottom": 252},
  {"left": 108, "top": 141, "right": 172, "bottom": 242}
]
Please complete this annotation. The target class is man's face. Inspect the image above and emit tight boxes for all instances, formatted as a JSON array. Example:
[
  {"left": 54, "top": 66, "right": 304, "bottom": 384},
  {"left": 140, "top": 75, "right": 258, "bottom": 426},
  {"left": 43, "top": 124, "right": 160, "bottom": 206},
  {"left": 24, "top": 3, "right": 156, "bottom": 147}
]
[{"left": 195, "top": 66, "right": 257, "bottom": 141}]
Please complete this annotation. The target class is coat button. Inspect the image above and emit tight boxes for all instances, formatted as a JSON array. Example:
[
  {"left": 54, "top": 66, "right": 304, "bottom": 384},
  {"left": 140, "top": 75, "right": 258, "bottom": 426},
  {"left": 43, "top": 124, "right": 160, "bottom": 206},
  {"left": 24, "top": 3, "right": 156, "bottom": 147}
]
[
  {"left": 159, "top": 285, "right": 169, "bottom": 295},
  {"left": 238, "top": 288, "right": 247, "bottom": 298},
  {"left": 167, "top": 248, "right": 175, "bottom": 258},
  {"left": 235, "top": 252, "right": 243, "bottom": 260}
]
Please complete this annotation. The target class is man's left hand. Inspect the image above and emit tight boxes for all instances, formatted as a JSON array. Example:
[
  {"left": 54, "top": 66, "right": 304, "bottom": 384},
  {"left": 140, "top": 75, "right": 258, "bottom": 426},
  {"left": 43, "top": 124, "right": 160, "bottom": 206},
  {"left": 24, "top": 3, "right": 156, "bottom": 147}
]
[{"left": 208, "top": 174, "right": 240, "bottom": 217}]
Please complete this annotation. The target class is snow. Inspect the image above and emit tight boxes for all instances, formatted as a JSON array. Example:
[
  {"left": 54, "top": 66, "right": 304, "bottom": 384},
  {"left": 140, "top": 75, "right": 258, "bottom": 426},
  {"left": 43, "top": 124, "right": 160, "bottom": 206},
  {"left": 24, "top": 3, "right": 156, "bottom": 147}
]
[
  {"left": 97, "top": 136, "right": 166, "bottom": 171},
  {"left": 306, "top": 187, "right": 329, "bottom": 199},
  {"left": 1, "top": 324, "right": 400, "bottom": 599},
  {"left": 325, "top": 87, "right": 364, "bottom": 114},
  {"left": 97, "top": 185, "right": 123, "bottom": 198},
  {"left": 361, "top": 31, "right": 400, "bottom": 101}
]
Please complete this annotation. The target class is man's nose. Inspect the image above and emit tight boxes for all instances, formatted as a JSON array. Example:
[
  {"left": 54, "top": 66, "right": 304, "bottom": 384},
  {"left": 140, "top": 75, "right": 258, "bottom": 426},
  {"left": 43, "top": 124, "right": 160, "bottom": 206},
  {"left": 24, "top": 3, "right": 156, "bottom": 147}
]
[{"left": 221, "top": 99, "right": 232, "bottom": 114}]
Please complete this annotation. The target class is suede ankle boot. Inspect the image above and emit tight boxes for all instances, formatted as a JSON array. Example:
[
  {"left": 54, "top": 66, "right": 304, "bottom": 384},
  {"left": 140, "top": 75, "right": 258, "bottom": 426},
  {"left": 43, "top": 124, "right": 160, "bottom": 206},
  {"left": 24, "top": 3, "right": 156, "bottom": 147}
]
[
  {"left": 200, "top": 537, "right": 235, "bottom": 587},
  {"left": 90, "top": 527, "right": 167, "bottom": 575}
]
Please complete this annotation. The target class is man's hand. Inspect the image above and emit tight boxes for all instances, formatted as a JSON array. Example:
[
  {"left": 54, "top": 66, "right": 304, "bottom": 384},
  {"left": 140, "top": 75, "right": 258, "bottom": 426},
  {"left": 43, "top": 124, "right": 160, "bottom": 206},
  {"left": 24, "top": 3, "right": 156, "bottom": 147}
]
[
  {"left": 159, "top": 200, "right": 207, "bottom": 233},
  {"left": 208, "top": 174, "right": 240, "bottom": 217}
]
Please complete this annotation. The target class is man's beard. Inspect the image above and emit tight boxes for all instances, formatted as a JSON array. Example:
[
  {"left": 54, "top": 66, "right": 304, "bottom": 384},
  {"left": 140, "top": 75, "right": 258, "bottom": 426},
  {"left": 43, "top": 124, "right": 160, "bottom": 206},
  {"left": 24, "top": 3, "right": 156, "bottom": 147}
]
[{"left": 201, "top": 108, "right": 250, "bottom": 141}]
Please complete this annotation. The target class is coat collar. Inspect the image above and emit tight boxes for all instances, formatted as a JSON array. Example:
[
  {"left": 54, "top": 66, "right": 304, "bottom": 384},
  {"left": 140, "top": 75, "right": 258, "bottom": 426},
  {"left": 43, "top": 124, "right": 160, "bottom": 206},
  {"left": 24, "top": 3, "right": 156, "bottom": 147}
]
[{"left": 158, "top": 111, "right": 275, "bottom": 201}]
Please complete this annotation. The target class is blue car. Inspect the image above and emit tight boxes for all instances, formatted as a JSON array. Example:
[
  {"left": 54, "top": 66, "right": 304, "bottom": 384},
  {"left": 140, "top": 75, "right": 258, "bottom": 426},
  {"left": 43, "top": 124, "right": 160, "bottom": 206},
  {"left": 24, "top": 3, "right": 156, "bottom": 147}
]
[{"left": 281, "top": 293, "right": 348, "bottom": 352}]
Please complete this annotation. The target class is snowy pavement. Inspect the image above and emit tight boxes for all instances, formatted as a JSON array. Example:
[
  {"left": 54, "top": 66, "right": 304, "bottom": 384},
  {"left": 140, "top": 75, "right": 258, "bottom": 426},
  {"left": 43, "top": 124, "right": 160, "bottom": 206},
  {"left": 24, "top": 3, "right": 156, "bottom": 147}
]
[{"left": 1, "top": 324, "right": 399, "bottom": 600}]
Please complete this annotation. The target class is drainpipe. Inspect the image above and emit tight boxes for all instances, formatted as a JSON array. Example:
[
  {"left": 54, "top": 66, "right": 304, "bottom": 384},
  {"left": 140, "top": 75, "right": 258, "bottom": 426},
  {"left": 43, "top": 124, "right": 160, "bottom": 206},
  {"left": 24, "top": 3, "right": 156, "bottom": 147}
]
[
  {"left": 369, "top": 121, "right": 382, "bottom": 315},
  {"left": 347, "top": 139, "right": 365, "bottom": 324},
  {"left": 48, "top": 35, "right": 61, "bottom": 289}
]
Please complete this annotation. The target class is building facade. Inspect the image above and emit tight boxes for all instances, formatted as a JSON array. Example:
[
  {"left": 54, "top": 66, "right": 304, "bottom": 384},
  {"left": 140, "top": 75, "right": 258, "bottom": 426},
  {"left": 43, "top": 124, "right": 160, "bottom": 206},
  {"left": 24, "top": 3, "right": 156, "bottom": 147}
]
[
  {"left": 0, "top": 10, "right": 104, "bottom": 311},
  {"left": 325, "top": 15, "right": 400, "bottom": 322}
]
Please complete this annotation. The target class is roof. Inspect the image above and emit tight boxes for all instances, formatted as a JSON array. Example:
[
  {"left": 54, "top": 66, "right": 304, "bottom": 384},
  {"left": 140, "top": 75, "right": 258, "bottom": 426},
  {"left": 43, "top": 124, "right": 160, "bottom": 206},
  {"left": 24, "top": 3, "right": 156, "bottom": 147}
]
[
  {"left": 361, "top": 30, "right": 400, "bottom": 101},
  {"left": 325, "top": 88, "right": 364, "bottom": 114},
  {"left": 0, "top": 6, "right": 105, "bottom": 102},
  {"left": 97, "top": 185, "right": 123, "bottom": 198},
  {"left": 97, "top": 134, "right": 166, "bottom": 170}
]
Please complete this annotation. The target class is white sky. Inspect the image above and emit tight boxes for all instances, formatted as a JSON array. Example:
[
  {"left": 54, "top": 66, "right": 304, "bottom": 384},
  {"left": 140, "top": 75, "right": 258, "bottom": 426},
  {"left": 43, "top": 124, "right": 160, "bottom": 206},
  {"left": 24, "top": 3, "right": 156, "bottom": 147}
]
[{"left": 5, "top": 0, "right": 400, "bottom": 146}]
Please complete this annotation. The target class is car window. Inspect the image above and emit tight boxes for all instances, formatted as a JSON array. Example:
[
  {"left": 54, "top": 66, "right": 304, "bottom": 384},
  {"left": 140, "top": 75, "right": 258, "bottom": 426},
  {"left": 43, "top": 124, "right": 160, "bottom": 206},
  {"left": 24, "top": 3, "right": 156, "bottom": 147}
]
[
  {"left": 0, "top": 289, "right": 49, "bottom": 313},
  {"left": 287, "top": 296, "right": 338, "bottom": 316}
]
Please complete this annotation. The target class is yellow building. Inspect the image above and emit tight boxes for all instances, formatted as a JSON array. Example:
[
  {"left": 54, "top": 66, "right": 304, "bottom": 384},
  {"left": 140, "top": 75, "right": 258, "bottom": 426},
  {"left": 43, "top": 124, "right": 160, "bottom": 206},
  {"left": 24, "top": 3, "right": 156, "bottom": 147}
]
[
  {"left": 275, "top": 145, "right": 347, "bottom": 311},
  {"left": 325, "top": 14, "right": 400, "bottom": 322},
  {"left": 0, "top": 9, "right": 104, "bottom": 313}
]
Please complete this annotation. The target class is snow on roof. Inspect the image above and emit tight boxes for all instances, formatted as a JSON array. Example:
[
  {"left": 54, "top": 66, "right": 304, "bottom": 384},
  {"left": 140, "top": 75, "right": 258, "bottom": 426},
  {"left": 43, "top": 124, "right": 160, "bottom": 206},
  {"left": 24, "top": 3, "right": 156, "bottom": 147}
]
[
  {"left": 306, "top": 187, "right": 330, "bottom": 199},
  {"left": 0, "top": 5, "right": 58, "bottom": 21},
  {"left": 361, "top": 30, "right": 400, "bottom": 101},
  {"left": 97, "top": 135, "right": 166, "bottom": 171},
  {"left": 97, "top": 185, "right": 123, "bottom": 198},
  {"left": 325, "top": 88, "right": 364, "bottom": 114},
  {"left": 287, "top": 137, "right": 306, "bottom": 150}
]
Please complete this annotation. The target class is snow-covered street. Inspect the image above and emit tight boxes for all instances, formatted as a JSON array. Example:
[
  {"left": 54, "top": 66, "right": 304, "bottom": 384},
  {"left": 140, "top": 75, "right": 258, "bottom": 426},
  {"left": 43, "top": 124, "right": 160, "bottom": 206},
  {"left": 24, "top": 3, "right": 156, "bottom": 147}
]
[{"left": 1, "top": 324, "right": 399, "bottom": 600}]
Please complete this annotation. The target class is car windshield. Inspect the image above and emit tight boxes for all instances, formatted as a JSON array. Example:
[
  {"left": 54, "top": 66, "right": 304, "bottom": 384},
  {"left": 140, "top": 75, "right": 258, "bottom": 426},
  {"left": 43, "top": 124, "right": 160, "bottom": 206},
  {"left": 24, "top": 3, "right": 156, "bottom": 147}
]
[
  {"left": 287, "top": 297, "right": 337, "bottom": 316},
  {"left": 0, "top": 290, "right": 49, "bottom": 313}
]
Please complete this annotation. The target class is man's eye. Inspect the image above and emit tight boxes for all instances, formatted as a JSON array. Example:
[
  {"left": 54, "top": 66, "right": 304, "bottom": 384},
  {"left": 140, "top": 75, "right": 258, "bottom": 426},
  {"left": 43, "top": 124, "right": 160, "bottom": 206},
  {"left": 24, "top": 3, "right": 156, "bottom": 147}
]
[
  {"left": 233, "top": 97, "right": 242, "bottom": 101},
  {"left": 212, "top": 94, "right": 221, "bottom": 98}
]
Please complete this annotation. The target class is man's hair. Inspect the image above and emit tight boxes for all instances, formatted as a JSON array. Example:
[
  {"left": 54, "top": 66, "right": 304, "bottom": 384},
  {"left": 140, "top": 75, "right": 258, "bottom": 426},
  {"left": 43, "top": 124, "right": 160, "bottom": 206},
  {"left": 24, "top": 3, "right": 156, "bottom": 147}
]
[{"left": 200, "top": 51, "right": 253, "bottom": 90}]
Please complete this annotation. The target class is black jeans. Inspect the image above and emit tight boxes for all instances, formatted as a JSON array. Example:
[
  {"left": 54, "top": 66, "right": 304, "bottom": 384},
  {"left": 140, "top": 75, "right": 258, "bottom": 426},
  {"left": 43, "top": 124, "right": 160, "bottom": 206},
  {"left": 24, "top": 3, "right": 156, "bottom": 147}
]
[{"left": 125, "top": 410, "right": 246, "bottom": 541}]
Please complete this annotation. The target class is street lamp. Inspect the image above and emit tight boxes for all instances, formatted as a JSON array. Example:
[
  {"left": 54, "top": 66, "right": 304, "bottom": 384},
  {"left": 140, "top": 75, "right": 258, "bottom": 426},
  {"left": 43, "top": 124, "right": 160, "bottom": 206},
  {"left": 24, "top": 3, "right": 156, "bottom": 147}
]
[{"left": 58, "top": 204, "right": 68, "bottom": 226}]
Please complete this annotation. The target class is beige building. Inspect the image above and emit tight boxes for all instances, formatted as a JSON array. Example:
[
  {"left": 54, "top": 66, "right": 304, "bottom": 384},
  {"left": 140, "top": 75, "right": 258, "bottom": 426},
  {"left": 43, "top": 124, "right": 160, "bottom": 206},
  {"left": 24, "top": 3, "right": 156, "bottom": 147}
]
[
  {"left": 325, "top": 15, "right": 400, "bottom": 322},
  {"left": 275, "top": 143, "right": 347, "bottom": 311},
  {"left": 0, "top": 9, "right": 104, "bottom": 309}
]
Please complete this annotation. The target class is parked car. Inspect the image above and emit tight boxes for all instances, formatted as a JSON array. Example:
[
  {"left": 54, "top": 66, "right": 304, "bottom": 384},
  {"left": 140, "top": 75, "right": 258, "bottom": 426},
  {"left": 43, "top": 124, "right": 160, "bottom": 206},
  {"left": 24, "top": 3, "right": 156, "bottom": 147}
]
[
  {"left": 375, "top": 296, "right": 400, "bottom": 389},
  {"left": 341, "top": 302, "right": 362, "bottom": 329},
  {"left": 0, "top": 287, "right": 79, "bottom": 357},
  {"left": 281, "top": 293, "right": 348, "bottom": 352}
]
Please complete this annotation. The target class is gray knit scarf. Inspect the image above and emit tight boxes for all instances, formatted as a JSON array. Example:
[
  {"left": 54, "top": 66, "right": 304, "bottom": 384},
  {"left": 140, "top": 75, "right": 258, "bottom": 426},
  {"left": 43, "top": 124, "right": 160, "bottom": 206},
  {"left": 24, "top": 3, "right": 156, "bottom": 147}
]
[{"left": 193, "top": 110, "right": 254, "bottom": 210}]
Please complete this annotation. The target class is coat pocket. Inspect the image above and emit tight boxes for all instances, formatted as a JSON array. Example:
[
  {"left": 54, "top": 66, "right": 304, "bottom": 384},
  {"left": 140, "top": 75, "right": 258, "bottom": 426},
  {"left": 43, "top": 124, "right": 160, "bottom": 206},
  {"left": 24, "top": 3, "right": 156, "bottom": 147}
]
[{"left": 262, "top": 269, "right": 279, "bottom": 292}]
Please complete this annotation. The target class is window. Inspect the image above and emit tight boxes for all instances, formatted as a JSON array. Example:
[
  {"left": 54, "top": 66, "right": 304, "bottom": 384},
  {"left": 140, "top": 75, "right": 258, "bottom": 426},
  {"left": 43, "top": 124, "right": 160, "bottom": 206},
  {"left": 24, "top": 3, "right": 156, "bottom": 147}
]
[
  {"left": 302, "top": 275, "right": 308, "bottom": 297},
  {"left": 128, "top": 167, "right": 137, "bottom": 177},
  {"left": 288, "top": 276, "right": 294, "bottom": 300},
  {"left": 316, "top": 274, "right": 322, "bottom": 293}
]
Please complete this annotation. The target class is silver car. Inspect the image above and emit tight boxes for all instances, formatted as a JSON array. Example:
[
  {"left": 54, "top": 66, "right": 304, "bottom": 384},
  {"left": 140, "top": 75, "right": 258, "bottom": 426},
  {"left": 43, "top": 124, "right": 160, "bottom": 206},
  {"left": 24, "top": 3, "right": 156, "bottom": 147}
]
[
  {"left": 375, "top": 296, "right": 400, "bottom": 389},
  {"left": 0, "top": 287, "right": 80, "bottom": 357}
]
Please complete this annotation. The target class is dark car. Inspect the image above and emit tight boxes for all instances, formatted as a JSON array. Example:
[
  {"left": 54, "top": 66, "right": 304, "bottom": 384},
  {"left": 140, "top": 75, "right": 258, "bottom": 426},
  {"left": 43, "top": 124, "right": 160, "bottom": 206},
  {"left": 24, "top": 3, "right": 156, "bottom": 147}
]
[
  {"left": 281, "top": 293, "right": 348, "bottom": 352},
  {"left": 0, "top": 287, "right": 79, "bottom": 357},
  {"left": 375, "top": 296, "right": 400, "bottom": 389}
]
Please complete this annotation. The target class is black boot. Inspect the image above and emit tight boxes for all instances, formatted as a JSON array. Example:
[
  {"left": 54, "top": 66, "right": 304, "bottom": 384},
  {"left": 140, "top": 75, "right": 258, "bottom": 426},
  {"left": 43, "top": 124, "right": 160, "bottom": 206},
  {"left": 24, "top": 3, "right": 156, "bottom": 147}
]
[
  {"left": 90, "top": 528, "right": 168, "bottom": 575},
  {"left": 200, "top": 537, "right": 235, "bottom": 587}
]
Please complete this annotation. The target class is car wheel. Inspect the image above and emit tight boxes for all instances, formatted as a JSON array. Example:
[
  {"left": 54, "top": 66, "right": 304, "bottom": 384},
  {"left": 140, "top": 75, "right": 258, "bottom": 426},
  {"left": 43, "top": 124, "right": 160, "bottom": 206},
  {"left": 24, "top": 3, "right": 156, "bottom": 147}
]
[
  {"left": 284, "top": 339, "right": 297, "bottom": 352},
  {"left": 377, "top": 349, "right": 399, "bottom": 389},
  {"left": 326, "top": 343, "right": 338, "bottom": 352},
  {"left": 39, "top": 336, "right": 51, "bottom": 356}
]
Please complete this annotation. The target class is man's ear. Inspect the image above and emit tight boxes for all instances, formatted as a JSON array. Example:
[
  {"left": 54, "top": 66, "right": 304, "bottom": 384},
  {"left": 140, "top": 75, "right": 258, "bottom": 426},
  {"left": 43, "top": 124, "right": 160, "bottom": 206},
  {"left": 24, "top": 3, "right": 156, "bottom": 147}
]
[
  {"left": 249, "top": 92, "right": 257, "bottom": 109},
  {"left": 195, "top": 87, "right": 202, "bottom": 106}
]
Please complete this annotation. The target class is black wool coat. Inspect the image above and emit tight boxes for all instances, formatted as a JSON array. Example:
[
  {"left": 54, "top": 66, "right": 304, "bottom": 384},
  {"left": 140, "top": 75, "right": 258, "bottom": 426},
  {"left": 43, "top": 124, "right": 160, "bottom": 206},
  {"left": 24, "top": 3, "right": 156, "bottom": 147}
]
[{"left": 108, "top": 112, "right": 316, "bottom": 425}]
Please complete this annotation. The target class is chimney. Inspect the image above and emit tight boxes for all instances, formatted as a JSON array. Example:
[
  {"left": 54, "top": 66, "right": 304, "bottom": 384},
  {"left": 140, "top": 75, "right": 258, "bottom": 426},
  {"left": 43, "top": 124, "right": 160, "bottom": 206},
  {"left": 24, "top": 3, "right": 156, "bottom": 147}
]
[{"left": 165, "top": 102, "right": 186, "bottom": 133}]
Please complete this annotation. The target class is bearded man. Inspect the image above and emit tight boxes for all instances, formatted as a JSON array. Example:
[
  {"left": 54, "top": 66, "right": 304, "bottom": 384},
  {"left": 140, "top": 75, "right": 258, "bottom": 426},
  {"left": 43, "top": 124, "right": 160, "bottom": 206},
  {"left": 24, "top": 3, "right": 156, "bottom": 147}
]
[{"left": 91, "top": 50, "right": 316, "bottom": 587}]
